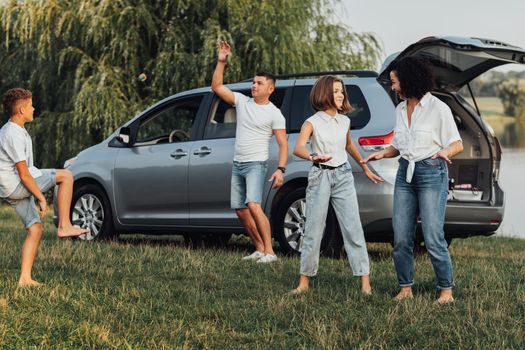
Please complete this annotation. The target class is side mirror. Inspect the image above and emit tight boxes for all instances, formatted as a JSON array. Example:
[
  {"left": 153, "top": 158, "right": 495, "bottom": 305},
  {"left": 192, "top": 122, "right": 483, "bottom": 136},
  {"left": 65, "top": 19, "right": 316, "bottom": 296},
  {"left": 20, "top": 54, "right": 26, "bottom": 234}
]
[{"left": 117, "top": 127, "right": 131, "bottom": 145}]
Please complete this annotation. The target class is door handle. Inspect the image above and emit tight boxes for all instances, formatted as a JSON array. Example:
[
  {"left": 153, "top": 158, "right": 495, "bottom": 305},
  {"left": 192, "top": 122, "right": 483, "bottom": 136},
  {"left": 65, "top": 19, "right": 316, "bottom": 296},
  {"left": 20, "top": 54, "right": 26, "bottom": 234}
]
[
  {"left": 193, "top": 147, "right": 212, "bottom": 155},
  {"left": 170, "top": 149, "right": 188, "bottom": 158}
]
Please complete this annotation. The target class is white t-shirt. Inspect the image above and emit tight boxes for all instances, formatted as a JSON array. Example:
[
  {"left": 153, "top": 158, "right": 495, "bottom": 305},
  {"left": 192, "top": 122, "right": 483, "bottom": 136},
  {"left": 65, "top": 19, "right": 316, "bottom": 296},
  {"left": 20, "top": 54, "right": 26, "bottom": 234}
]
[
  {"left": 306, "top": 111, "right": 350, "bottom": 167},
  {"left": 0, "top": 122, "right": 42, "bottom": 197},
  {"left": 233, "top": 92, "right": 286, "bottom": 162},
  {"left": 391, "top": 92, "right": 462, "bottom": 183}
]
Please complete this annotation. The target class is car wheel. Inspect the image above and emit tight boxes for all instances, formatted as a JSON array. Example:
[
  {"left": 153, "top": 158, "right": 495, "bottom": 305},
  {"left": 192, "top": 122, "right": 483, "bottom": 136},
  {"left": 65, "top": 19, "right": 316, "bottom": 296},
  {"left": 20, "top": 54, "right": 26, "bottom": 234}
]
[
  {"left": 183, "top": 233, "right": 232, "bottom": 248},
  {"left": 274, "top": 187, "right": 342, "bottom": 257},
  {"left": 71, "top": 183, "right": 114, "bottom": 240}
]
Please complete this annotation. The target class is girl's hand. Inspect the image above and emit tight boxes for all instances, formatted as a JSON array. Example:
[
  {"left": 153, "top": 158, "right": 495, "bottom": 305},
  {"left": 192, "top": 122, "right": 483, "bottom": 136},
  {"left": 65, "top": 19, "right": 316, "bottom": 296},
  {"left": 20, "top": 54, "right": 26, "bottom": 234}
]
[
  {"left": 364, "top": 169, "right": 384, "bottom": 184},
  {"left": 312, "top": 154, "right": 332, "bottom": 163}
]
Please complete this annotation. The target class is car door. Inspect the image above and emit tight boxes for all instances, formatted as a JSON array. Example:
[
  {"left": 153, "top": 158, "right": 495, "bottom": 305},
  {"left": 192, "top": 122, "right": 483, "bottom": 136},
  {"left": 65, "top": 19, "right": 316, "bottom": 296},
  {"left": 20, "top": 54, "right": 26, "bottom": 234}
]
[{"left": 113, "top": 94, "right": 205, "bottom": 226}]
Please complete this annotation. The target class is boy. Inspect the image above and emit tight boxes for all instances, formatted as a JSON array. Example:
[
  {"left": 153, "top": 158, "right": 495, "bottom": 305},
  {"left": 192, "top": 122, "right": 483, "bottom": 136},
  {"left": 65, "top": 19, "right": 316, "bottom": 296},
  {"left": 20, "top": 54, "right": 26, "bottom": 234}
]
[{"left": 1, "top": 88, "right": 88, "bottom": 287}]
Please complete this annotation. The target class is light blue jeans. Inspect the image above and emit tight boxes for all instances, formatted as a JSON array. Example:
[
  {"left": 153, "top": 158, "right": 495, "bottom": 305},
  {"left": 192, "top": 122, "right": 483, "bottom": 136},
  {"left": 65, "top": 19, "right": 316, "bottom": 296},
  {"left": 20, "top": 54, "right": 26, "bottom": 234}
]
[
  {"left": 393, "top": 157, "right": 454, "bottom": 290},
  {"left": 300, "top": 163, "right": 370, "bottom": 277}
]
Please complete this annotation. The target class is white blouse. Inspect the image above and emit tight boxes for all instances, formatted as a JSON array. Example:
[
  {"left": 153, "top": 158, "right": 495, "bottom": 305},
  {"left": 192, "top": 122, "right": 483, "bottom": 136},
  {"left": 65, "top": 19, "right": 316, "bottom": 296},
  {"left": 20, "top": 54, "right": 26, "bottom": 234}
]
[
  {"left": 306, "top": 111, "right": 350, "bottom": 167},
  {"left": 391, "top": 93, "right": 462, "bottom": 183}
]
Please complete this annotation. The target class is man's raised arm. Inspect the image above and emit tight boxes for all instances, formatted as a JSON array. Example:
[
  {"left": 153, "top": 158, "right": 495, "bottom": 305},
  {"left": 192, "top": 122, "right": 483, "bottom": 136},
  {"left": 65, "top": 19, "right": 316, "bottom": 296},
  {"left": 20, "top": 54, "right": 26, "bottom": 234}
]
[{"left": 211, "top": 41, "right": 235, "bottom": 106}]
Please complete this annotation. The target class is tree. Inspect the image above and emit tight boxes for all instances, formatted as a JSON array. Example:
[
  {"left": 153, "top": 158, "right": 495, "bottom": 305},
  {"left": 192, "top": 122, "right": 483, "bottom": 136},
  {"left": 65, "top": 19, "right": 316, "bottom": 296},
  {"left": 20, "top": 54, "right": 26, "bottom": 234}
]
[
  {"left": 498, "top": 80, "right": 525, "bottom": 118},
  {"left": 0, "top": 0, "right": 382, "bottom": 168}
]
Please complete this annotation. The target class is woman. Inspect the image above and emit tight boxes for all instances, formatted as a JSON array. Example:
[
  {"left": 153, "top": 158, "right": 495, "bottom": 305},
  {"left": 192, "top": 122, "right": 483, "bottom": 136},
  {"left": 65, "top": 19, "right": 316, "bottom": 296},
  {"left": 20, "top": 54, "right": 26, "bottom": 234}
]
[
  {"left": 290, "top": 75, "right": 382, "bottom": 295},
  {"left": 362, "top": 57, "right": 463, "bottom": 303}
]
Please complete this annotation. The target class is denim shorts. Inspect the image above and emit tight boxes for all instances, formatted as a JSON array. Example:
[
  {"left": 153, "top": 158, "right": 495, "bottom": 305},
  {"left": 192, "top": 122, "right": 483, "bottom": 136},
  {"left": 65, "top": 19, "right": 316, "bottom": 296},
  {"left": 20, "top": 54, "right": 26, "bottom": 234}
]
[
  {"left": 2, "top": 169, "right": 56, "bottom": 228},
  {"left": 231, "top": 161, "right": 268, "bottom": 209}
]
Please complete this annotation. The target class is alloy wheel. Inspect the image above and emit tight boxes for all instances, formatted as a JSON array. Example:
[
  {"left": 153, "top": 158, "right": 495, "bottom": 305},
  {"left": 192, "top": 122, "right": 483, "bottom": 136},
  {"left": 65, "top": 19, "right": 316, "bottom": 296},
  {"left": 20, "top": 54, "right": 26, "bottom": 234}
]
[
  {"left": 72, "top": 194, "right": 105, "bottom": 240},
  {"left": 283, "top": 198, "right": 307, "bottom": 252}
]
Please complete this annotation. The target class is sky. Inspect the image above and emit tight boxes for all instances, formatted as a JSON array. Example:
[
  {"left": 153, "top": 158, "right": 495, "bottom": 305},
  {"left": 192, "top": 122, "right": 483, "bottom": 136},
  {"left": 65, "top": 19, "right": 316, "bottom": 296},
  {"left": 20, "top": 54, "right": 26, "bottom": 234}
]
[{"left": 337, "top": 0, "right": 525, "bottom": 72}]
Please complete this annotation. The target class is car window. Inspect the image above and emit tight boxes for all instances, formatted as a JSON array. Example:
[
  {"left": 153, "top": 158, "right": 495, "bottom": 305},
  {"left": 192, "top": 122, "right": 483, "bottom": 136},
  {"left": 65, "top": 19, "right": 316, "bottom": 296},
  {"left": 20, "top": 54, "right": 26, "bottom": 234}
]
[
  {"left": 135, "top": 95, "right": 203, "bottom": 145},
  {"left": 289, "top": 85, "right": 371, "bottom": 132},
  {"left": 204, "top": 88, "right": 286, "bottom": 140}
]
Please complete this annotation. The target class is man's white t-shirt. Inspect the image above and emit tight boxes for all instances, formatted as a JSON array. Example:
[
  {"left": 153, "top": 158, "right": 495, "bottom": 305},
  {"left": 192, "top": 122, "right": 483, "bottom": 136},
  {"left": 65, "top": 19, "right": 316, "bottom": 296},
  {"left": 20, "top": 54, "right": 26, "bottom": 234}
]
[
  {"left": 233, "top": 92, "right": 286, "bottom": 162},
  {"left": 0, "top": 122, "right": 42, "bottom": 197}
]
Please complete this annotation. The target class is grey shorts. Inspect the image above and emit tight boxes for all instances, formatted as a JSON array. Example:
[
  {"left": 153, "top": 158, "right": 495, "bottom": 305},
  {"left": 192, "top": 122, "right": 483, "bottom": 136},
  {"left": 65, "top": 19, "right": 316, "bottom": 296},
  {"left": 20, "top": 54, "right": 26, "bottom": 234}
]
[{"left": 2, "top": 169, "right": 56, "bottom": 229}]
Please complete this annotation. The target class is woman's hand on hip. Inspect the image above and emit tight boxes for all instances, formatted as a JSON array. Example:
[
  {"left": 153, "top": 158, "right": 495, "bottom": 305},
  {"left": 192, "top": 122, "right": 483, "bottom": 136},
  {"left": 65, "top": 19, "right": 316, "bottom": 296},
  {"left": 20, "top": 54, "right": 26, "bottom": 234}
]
[{"left": 431, "top": 149, "right": 452, "bottom": 164}]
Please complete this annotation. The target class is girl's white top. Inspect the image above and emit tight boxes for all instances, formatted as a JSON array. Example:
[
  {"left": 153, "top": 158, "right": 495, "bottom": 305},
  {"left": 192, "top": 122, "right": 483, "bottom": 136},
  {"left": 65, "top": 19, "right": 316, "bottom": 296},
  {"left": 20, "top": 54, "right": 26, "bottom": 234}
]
[{"left": 306, "top": 111, "right": 350, "bottom": 167}]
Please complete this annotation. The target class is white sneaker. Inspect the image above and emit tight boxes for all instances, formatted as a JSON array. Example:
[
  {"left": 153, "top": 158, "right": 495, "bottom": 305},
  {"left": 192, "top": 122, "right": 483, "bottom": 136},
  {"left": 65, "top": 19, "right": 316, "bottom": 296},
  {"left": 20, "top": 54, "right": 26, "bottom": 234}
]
[
  {"left": 256, "top": 254, "right": 278, "bottom": 264},
  {"left": 242, "top": 251, "right": 266, "bottom": 261}
]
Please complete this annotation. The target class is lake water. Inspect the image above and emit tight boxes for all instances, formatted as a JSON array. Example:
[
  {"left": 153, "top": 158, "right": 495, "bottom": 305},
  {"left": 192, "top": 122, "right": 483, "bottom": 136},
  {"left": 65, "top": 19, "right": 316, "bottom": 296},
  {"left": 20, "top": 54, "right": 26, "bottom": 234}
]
[
  {"left": 495, "top": 148, "right": 525, "bottom": 239},
  {"left": 487, "top": 114, "right": 525, "bottom": 239}
]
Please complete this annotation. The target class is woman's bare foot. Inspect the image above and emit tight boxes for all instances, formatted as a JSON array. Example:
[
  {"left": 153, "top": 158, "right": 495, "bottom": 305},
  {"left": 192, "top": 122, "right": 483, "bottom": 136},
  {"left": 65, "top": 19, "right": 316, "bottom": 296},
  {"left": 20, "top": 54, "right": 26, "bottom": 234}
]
[
  {"left": 393, "top": 287, "right": 413, "bottom": 301},
  {"left": 360, "top": 275, "right": 372, "bottom": 295},
  {"left": 435, "top": 289, "right": 454, "bottom": 304},
  {"left": 18, "top": 278, "right": 42, "bottom": 288},
  {"left": 57, "top": 226, "right": 89, "bottom": 238}
]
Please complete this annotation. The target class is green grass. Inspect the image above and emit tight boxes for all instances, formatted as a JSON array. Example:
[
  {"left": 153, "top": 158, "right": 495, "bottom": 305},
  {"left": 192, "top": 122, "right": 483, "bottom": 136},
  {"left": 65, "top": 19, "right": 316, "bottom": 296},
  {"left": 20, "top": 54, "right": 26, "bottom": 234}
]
[{"left": 0, "top": 206, "right": 524, "bottom": 349}]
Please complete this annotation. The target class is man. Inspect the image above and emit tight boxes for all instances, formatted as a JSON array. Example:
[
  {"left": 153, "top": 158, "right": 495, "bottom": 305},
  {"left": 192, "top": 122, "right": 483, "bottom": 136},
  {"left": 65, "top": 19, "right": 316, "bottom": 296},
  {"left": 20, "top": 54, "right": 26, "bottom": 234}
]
[
  {"left": 1, "top": 88, "right": 89, "bottom": 287},
  {"left": 211, "top": 41, "right": 288, "bottom": 263}
]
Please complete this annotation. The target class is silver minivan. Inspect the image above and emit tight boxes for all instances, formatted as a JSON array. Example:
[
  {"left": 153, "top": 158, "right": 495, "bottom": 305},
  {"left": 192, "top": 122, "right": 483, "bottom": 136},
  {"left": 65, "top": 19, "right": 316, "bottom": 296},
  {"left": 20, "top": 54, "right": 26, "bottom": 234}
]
[{"left": 56, "top": 36, "right": 522, "bottom": 254}]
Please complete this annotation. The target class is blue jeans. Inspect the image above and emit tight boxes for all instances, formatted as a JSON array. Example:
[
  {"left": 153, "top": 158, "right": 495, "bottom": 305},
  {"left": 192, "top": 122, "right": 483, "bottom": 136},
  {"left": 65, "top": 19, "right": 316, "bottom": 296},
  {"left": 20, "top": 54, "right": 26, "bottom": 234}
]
[
  {"left": 300, "top": 163, "right": 370, "bottom": 277},
  {"left": 230, "top": 160, "right": 268, "bottom": 209},
  {"left": 393, "top": 157, "right": 453, "bottom": 290}
]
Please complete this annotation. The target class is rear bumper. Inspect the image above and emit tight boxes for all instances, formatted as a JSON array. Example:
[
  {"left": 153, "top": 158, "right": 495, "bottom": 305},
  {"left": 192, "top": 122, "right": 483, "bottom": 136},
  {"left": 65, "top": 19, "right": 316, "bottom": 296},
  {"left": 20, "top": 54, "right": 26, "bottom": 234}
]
[{"left": 362, "top": 185, "right": 505, "bottom": 242}]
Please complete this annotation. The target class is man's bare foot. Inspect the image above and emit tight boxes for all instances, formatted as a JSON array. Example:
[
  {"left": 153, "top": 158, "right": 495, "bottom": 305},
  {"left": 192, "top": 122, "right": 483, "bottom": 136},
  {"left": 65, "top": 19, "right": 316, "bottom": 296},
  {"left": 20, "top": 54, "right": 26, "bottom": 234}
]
[
  {"left": 57, "top": 226, "right": 89, "bottom": 238},
  {"left": 435, "top": 289, "right": 454, "bottom": 304},
  {"left": 18, "top": 278, "right": 42, "bottom": 288},
  {"left": 288, "top": 286, "right": 308, "bottom": 295},
  {"left": 393, "top": 288, "right": 413, "bottom": 301}
]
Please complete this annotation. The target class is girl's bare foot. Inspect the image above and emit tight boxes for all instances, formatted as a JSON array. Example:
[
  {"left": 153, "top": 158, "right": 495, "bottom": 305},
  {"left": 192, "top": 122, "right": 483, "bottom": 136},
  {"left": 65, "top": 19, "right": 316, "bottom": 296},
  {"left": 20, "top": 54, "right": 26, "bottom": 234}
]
[
  {"left": 57, "top": 226, "right": 89, "bottom": 238},
  {"left": 18, "top": 278, "right": 42, "bottom": 288},
  {"left": 393, "top": 287, "right": 413, "bottom": 301},
  {"left": 289, "top": 275, "right": 309, "bottom": 295},
  {"left": 360, "top": 275, "right": 372, "bottom": 295}
]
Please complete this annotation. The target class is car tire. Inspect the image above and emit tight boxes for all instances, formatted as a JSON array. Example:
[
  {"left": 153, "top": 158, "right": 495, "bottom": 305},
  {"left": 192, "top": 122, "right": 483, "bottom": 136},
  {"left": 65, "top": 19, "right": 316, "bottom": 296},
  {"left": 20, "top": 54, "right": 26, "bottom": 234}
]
[
  {"left": 71, "top": 183, "right": 115, "bottom": 240},
  {"left": 274, "top": 187, "right": 342, "bottom": 257}
]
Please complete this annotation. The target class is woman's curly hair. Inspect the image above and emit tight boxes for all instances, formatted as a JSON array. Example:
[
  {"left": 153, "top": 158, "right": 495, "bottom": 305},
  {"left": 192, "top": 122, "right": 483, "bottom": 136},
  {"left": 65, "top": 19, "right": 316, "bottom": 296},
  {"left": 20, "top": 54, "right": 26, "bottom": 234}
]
[{"left": 390, "top": 57, "right": 435, "bottom": 99}]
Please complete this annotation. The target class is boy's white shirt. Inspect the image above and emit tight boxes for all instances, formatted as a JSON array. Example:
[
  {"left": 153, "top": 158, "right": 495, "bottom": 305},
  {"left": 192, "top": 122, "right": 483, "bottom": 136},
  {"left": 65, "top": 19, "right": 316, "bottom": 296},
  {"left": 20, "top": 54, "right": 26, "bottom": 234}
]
[{"left": 0, "top": 121, "right": 42, "bottom": 197}]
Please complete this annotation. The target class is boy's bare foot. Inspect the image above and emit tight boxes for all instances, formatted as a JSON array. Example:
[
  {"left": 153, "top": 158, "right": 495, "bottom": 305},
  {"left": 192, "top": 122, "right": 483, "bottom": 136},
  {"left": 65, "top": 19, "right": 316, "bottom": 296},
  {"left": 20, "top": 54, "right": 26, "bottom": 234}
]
[
  {"left": 57, "top": 226, "right": 89, "bottom": 238},
  {"left": 393, "top": 287, "right": 413, "bottom": 301},
  {"left": 435, "top": 289, "right": 454, "bottom": 304},
  {"left": 288, "top": 286, "right": 308, "bottom": 295},
  {"left": 361, "top": 285, "right": 372, "bottom": 296},
  {"left": 18, "top": 278, "right": 42, "bottom": 288}
]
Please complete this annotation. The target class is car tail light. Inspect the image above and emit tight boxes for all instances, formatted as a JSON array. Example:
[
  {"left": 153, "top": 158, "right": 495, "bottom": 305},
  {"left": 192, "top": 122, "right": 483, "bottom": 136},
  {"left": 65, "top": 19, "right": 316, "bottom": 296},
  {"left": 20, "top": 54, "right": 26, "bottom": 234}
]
[{"left": 358, "top": 130, "right": 394, "bottom": 152}]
